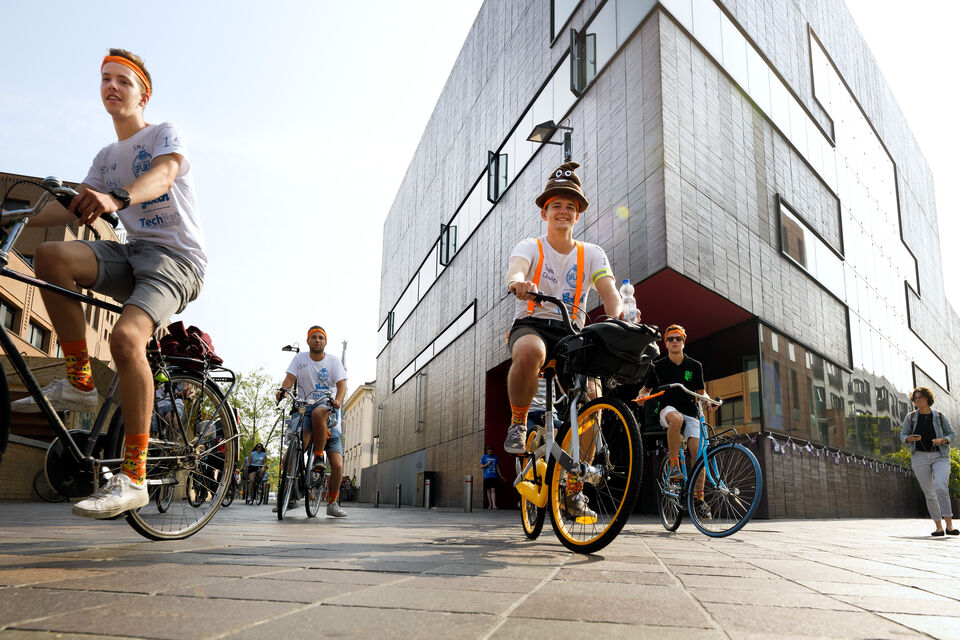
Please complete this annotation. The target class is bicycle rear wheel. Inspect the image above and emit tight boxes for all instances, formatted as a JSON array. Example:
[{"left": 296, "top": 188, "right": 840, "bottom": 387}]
[
  {"left": 304, "top": 451, "right": 324, "bottom": 518},
  {"left": 111, "top": 370, "right": 237, "bottom": 540},
  {"left": 687, "top": 443, "right": 762, "bottom": 537},
  {"left": 656, "top": 456, "right": 683, "bottom": 532},
  {"left": 33, "top": 469, "right": 66, "bottom": 503},
  {"left": 155, "top": 484, "right": 175, "bottom": 512},
  {"left": 221, "top": 483, "right": 234, "bottom": 508},
  {"left": 277, "top": 439, "right": 300, "bottom": 520},
  {"left": 547, "top": 397, "right": 642, "bottom": 554}
]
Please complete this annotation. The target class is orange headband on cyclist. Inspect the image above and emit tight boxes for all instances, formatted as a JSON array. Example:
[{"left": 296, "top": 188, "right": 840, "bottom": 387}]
[
  {"left": 541, "top": 195, "right": 580, "bottom": 214},
  {"left": 308, "top": 328, "right": 326, "bottom": 340},
  {"left": 101, "top": 56, "right": 151, "bottom": 97},
  {"left": 664, "top": 328, "right": 686, "bottom": 341}
]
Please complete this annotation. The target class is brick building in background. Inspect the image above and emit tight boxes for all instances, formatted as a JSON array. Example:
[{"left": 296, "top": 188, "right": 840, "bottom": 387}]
[{"left": 1, "top": 172, "right": 121, "bottom": 500}]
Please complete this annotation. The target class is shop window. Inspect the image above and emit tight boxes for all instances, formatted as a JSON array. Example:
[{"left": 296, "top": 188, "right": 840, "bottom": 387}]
[{"left": 717, "top": 396, "right": 744, "bottom": 427}]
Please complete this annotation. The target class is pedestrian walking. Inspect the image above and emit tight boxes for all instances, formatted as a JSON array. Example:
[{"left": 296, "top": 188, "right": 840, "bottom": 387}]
[
  {"left": 481, "top": 446, "right": 506, "bottom": 509},
  {"left": 901, "top": 386, "right": 956, "bottom": 536}
]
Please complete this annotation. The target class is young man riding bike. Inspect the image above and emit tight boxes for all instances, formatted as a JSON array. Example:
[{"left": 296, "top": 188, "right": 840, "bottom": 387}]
[
  {"left": 636, "top": 324, "right": 712, "bottom": 519},
  {"left": 13, "top": 49, "right": 206, "bottom": 519},
  {"left": 503, "top": 161, "right": 628, "bottom": 519},
  {"left": 275, "top": 326, "right": 348, "bottom": 517}
]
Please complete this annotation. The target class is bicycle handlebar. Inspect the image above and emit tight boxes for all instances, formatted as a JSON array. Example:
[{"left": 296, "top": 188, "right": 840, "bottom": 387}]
[
  {"left": 637, "top": 383, "right": 722, "bottom": 407},
  {"left": 509, "top": 289, "right": 577, "bottom": 335},
  {"left": 1, "top": 178, "right": 120, "bottom": 229}
]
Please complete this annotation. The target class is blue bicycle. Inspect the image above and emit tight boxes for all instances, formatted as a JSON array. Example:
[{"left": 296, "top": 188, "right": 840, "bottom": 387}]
[{"left": 641, "top": 383, "right": 762, "bottom": 537}]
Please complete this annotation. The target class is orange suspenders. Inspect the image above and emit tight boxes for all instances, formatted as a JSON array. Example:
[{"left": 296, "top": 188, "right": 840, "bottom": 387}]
[{"left": 526, "top": 239, "right": 584, "bottom": 322}]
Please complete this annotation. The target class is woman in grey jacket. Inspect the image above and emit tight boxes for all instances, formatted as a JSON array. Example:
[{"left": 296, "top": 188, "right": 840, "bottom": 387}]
[{"left": 900, "top": 386, "right": 956, "bottom": 536}]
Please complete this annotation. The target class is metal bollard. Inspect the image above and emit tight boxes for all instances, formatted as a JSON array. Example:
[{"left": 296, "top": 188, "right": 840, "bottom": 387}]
[
  {"left": 395, "top": 482, "right": 401, "bottom": 508},
  {"left": 424, "top": 478, "right": 432, "bottom": 510},
  {"left": 375, "top": 490, "right": 380, "bottom": 508},
  {"left": 464, "top": 475, "right": 473, "bottom": 512}
]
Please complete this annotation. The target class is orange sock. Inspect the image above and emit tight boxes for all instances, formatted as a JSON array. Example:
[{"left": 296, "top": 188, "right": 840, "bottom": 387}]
[
  {"left": 327, "top": 490, "right": 339, "bottom": 504},
  {"left": 120, "top": 433, "right": 149, "bottom": 485},
  {"left": 62, "top": 340, "right": 95, "bottom": 391},
  {"left": 566, "top": 475, "right": 583, "bottom": 496},
  {"left": 669, "top": 456, "right": 680, "bottom": 468},
  {"left": 510, "top": 403, "right": 530, "bottom": 426}
]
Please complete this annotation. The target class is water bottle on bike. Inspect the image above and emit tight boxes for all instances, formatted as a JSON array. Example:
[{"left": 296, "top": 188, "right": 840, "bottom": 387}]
[{"left": 619, "top": 279, "right": 637, "bottom": 322}]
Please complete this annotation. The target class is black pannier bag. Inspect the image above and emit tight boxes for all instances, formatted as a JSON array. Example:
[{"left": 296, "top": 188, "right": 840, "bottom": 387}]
[{"left": 556, "top": 320, "right": 660, "bottom": 385}]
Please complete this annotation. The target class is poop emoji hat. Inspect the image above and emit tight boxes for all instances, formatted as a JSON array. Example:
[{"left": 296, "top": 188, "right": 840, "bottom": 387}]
[{"left": 535, "top": 161, "right": 589, "bottom": 213}]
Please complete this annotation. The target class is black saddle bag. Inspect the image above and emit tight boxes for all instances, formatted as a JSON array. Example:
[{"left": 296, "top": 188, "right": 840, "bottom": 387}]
[{"left": 557, "top": 320, "right": 660, "bottom": 384}]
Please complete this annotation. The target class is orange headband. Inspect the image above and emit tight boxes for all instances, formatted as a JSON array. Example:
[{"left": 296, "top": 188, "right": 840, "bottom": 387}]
[
  {"left": 541, "top": 195, "right": 579, "bottom": 214},
  {"left": 664, "top": 328, "right": 686, "bottom": 341},
  {"left": 101, "top": 55, "right": 151, "bottom": 97},
  {"left": 308, "top": 328, "right": 326, "bottom": 340}
]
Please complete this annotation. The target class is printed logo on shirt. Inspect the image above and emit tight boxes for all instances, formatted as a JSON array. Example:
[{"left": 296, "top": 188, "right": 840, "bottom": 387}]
[
  {"left": 566, "top": 265, "right": 578, "bottom": 287},
  {"left": 138, "top": 211, "right": 182, "bottom": 229},
  {"left": 541, "top": 264, "right": 558, "bottom": 287},
  {"left": 684, "top": 370, "right": 693, "bottom": 382},
  {"left": 132, "top": 149, "right": 152, "bottom": 178},
  {"left": 316, "top": 367, "right": 330, "bottom": 388}
]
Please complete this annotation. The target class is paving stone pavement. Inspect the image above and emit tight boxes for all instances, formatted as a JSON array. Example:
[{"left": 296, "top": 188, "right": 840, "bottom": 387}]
[{"left": 0, "top": 502, "right": 958, "bottom": 639}]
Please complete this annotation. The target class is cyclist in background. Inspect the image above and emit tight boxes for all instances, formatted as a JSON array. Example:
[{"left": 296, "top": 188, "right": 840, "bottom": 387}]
[
  {"left": 503, "top": 161, "right": 625, "bottom": 519},
  {"left": 244, "top": 443, "right": 267, "bottom": 504},
  {"left": 636, "top": 324, "right": 711, "bottom": 519},
  {"left": 276, "top": 326, "right": 348, "bottom": 517},
  {"left": 11, "top": 48, "right": 206, "bottom": 520}
]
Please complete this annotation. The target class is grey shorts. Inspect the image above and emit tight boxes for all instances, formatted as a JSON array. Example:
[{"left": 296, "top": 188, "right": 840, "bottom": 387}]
[{"left": 80, "top": 240, "right": 203, "bottom": 327}]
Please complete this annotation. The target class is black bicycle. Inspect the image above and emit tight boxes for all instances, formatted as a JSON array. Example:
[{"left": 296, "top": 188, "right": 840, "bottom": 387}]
[
  {"left": 1, "top": 178, "right": 238, "bottom": 540},
  {"left": 275, "top": 388, "right": 326, "bottom": 520}
]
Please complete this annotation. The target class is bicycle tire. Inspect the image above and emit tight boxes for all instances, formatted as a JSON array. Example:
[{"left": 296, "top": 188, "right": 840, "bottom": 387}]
[
  {"left": 687, "top": 443, "right": 762, "bottom": 538},
  {"left": 221, "top": 483, "right": 234, "bottom": 508},
  {"left": 110, "top": 370, "right": 238, "bottom": 540},
  {"left": 277, "top": 438, "right": 299, "bottom": 520},
  {"left": 0, "top": 366, "right": 9, "bottom": 461},
  {"left": 519, "top": 431, "right": 545, "bottom": 539},
  {"left": 33, "top": 469, "right": 66, "bottom": 503},
  {"left": 155, "top": 484, "right": 175, "bottom": 512},
  {"left": 304, "top": 451, "right": 324, "bottom": 518},
  {"left": 547, "top": 396, "right": 642, "bottom": 554},
  {"left": 656, "top": 456, "right": 683, "bottom": 532},
  {"left": 257, "top": 474, "right": 268, "bottom": 505}
]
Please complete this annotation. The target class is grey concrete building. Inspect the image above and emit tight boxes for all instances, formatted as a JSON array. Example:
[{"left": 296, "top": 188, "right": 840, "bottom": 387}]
[{"left": 372, "top": 0, "right": 958, "bottom": 514}]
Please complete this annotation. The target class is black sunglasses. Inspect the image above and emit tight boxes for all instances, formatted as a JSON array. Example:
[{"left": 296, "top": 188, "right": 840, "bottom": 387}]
[{"left": 665, "top": 336, "right": 684, "bottom": 343}]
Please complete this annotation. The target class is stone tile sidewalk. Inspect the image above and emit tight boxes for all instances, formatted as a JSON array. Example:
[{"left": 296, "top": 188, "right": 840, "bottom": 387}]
[{"left": 0, "top": 502, "right": 958, "bottom": 639}]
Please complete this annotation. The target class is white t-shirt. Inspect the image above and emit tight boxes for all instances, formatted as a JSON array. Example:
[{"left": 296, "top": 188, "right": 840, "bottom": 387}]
[
  {"left": 510, "top": 236, "right": 612, "bottom": 327},
  {"left": 83, "top": 122, "right": 207, "bottom": 277},
  {"left": 286, "top": 351, "right": 347, "bottom": 404}
]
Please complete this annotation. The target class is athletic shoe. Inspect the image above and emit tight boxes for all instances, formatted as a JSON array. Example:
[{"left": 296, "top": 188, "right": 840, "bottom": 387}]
[
  {"left": 694, "top": 498, "right": 713, "bottom": 520},
  {"left": 503, "top": 423, "right": 527, "bottom": 454},
  {"left": 326, "top": 501, "right": 347, "bottom": 518},
  {"left": 666, "top": 463, "right": 684, "bottom": 482},
  {"left": 72, "top": 474, "right": 148, "bottom": 519},
  {"left": 563, "top": 491, "right": 596, "bottom": 519},
  {"left": 11, "top": 378, "right": 98, "bottom": 413}
]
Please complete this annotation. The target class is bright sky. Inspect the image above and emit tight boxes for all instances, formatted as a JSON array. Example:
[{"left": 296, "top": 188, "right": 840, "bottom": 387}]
[
  {"left": 0, "top": 1, "right": 484, "bottom": 394},
  {"left": 1, "top": 0, "right": 955, "bottom": 399},
  {"left": 842, "top": 0, "right": 960, "bottom": 316}
]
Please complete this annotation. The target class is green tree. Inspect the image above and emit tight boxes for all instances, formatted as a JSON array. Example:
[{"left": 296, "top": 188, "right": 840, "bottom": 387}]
[{"left": 232, "top": 367, "right": 284, "bottom": 465}]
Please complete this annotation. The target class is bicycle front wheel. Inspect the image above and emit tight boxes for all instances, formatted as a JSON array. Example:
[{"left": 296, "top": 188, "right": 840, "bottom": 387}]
[
  {"left": 111, "top": 370, "right": 238, "bottom": 540},
  {"left": 304, "top": 451, "right": 324, "bottom": 518},
  {"left": 687, "top": 443, "right": 762, "bottom": 537},
  {"left": 657, "top": 456, "right": 683, "bottom": 532},
  {"left": 547, "top": 397, "right": 642, "bottom": 554},
  {"left": 277, "top": 439, "right": 300, "bottom": 520}
]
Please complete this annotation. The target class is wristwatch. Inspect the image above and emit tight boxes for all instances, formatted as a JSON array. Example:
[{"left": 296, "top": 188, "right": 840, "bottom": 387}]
[{"left": 109, "top": 187, "right": 131, "bottom": 210}]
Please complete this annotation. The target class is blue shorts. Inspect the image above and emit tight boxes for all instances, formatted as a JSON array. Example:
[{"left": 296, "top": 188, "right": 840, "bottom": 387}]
[{"left": 290, "top": 402, "right": 343, "bottom": 456}]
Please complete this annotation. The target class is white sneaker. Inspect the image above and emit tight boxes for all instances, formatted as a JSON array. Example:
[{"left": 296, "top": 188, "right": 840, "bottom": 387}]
[
  {"left": 12, "top": 378, "right": 98, "bottom": 414},
  {"left": 326, "top": 501, "right": 347, "bottom": 518},
  {"left": 563, "top": 491, "right": 597, "bottom": 520},
  {"left": 72, "top": 474, "right": 148, "bottom": 519}
]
